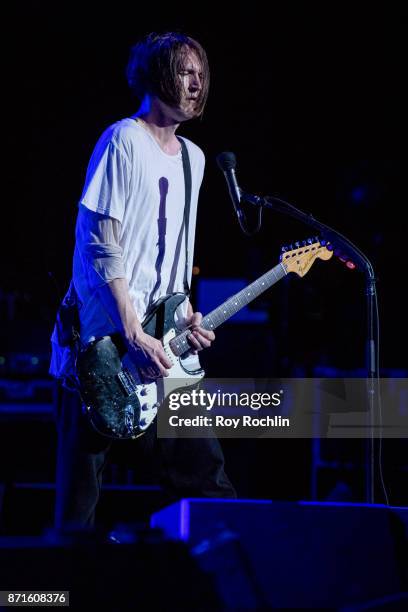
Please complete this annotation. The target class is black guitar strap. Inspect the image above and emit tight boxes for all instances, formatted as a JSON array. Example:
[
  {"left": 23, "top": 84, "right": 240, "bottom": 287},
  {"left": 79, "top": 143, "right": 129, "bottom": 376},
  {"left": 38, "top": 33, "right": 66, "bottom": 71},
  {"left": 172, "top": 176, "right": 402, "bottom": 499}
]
[{"left": 177, "top": 136, "right": 192, "bottom": 297}]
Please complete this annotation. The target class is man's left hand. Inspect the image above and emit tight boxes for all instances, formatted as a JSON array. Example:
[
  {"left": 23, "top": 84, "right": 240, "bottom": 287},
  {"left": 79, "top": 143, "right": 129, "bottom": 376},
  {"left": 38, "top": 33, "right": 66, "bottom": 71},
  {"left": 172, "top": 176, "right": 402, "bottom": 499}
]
[{"left": 185, "top": 311, "right": 215, "bottom": 353}]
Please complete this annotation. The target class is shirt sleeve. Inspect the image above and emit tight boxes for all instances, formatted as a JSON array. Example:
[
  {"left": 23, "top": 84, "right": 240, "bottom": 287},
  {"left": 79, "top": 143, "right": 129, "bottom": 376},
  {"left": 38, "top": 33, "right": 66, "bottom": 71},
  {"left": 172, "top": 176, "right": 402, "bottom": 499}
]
[
  {"left": 75, "top": 205, "right": 126, "bottom": 290},
  {"left": 79, "top": 139, "right": 130, "bottom": 223}
]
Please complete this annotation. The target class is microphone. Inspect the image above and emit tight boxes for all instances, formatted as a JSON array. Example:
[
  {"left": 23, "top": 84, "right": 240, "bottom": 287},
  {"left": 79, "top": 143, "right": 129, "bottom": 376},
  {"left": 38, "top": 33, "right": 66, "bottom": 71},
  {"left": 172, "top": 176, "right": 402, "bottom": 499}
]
[{"left": 216, "top": 151, "right": 243, "bottom": 221}]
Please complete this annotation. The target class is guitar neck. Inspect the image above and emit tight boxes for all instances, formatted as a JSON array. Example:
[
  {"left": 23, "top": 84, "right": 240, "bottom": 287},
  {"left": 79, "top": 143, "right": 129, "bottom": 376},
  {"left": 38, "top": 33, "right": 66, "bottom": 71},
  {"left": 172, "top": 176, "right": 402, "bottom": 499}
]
[{"left": 170, "top": 262, "right": 287, "bottom": 357}]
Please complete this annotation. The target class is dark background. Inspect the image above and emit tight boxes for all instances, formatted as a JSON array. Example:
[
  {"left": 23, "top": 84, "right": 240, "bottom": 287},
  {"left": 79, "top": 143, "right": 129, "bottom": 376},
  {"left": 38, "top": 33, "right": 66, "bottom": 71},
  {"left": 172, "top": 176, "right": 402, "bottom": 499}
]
[{"left": 1, "top": 2, "right": 407, "bottom": 514}]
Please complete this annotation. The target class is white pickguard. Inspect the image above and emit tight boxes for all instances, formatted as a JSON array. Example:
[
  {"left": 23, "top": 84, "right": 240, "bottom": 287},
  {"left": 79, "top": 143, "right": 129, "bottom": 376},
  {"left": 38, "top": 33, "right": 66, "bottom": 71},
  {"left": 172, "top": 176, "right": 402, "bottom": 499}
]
[{"left": 121, "top": 328, "right": 205, "bottom": 431}]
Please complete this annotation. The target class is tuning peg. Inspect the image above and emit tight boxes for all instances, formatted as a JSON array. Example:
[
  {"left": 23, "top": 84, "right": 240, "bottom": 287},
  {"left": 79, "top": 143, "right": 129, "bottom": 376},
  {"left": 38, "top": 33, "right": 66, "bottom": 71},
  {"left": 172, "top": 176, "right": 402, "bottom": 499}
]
[
  {"left": 320, "top": 239, "right": 327, "bottom": 246},
  {"left": 281, "top": 245, "right": 287, "bottom": 252},
  {"left": 288, "top": 244, "right": 293, "bottom": 250},
  {"left": 294, "top": 241, "right": 300, "bottom": 248},
  {"left": 307, "top": 237, "right": 313, "bottom": 245},
  {"left": 301, "top": 239, "right": 307, "bottom": 246}
]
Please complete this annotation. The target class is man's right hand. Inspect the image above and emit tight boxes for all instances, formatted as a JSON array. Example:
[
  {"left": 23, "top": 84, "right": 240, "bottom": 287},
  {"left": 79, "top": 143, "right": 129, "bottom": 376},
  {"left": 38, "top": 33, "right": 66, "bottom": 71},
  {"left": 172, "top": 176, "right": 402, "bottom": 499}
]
[
  {"left": 127, "top": 330, "right": 172, "bottom": 379},
  {"left": 96, "top": 278, "right": 172, "bottom": 380}
]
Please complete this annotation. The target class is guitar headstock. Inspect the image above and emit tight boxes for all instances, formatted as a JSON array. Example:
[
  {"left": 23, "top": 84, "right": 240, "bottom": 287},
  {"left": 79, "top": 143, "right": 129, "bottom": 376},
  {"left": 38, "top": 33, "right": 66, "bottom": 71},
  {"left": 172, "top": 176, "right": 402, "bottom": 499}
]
[{"left": 280, "top": 237, "right": 333, "bottom": 277}]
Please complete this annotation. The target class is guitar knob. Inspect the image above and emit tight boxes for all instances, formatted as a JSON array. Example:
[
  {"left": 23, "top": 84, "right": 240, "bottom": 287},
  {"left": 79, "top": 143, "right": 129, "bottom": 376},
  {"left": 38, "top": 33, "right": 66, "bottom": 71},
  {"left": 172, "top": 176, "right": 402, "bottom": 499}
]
[
  {"left": 140, "top": 387, "right": 148, "bottom": 396},
  {"left": 141, "top": 403, "right": 150, "bottom": 411}
]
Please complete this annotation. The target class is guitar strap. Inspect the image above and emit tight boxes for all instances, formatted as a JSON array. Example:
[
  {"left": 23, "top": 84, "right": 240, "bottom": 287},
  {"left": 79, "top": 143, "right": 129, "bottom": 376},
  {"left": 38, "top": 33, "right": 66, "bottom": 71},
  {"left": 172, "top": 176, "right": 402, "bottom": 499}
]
[{"left": 177, "top": 136, "right": 192, "bottom": 297}]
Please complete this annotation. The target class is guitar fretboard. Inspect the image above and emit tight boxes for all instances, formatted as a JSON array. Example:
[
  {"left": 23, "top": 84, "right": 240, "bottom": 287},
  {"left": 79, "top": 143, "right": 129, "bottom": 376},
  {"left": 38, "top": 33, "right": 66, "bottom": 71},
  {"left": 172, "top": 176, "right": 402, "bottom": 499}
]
[{"left": 169, "top": 262, "right": 287, "bottom": 357}]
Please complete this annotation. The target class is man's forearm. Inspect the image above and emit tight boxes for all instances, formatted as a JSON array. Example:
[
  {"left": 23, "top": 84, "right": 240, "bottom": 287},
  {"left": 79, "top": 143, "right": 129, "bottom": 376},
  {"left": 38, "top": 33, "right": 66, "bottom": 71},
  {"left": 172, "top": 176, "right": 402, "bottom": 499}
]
[
  {"left": 97, "top": 277, "right": 173, "bottom": 375},
  {"left": 76, "top": 207, "right": 172, "bottom": 374},
  {"left": 97, "top": 277, "right": 143, "bottom": 342}
]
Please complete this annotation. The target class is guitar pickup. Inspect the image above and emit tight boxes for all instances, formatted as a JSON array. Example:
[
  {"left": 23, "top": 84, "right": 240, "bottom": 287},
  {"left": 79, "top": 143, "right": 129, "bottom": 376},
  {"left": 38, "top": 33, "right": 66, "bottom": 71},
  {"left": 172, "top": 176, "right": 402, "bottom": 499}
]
[{"left": 117, "top": 369, "right": 137, "bottom": 396}]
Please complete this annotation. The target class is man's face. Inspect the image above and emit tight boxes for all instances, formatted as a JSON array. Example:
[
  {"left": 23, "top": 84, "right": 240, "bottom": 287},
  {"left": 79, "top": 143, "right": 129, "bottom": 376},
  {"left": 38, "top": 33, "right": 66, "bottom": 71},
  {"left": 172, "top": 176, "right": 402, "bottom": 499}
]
[{"left": 176, "top": 50, "right": 203, "bottom": 119}]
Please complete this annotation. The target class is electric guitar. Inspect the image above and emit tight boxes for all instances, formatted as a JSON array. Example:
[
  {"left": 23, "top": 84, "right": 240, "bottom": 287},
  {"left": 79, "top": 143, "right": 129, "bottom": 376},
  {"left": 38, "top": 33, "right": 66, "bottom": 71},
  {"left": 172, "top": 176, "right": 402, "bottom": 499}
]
[{"left": 76, "top": 238, "right": 333, "bottom": 439}]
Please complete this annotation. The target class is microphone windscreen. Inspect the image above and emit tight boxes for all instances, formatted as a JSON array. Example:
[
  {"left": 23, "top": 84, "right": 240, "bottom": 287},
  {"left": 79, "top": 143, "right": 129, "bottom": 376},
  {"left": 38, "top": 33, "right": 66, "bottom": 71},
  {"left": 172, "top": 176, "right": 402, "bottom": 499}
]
[{"left": 216, "top": 151, "right": 236, "bottom": 171}]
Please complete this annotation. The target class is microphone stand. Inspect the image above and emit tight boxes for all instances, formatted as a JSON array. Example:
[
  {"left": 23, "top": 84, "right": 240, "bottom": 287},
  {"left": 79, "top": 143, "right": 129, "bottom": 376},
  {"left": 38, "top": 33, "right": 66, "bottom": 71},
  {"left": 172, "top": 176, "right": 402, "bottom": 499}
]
[{"left": 241, "top": 191, "right": 379, "bottom": 504}]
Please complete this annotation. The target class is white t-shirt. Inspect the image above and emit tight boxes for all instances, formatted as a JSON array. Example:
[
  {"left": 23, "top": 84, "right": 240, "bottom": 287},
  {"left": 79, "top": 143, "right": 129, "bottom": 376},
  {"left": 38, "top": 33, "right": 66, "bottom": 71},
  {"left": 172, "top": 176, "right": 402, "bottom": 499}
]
[{"left": 74, "top": 117, "right": 205, "bottom": 342}]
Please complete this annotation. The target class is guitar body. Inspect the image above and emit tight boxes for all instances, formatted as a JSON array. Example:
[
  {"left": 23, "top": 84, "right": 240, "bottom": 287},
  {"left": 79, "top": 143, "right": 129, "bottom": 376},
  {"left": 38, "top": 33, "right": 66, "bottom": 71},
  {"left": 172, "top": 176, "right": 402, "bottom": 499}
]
[{"left": 76, "top": 293, "right": 205, "bottom": 439}]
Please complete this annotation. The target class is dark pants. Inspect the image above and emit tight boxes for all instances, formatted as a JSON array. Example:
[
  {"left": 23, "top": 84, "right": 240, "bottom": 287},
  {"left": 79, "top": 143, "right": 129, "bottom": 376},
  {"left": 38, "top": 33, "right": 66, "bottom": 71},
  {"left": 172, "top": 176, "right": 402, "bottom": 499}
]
[{"left": 54, "top": 388, "right": 236, "bottom": 530}]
